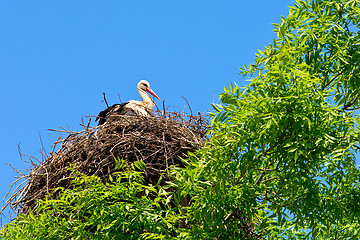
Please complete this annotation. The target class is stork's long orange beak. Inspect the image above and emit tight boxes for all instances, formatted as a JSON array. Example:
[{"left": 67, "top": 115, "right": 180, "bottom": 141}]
[{"left": 146, "top": 87, "right": 160, "bottom": 100}]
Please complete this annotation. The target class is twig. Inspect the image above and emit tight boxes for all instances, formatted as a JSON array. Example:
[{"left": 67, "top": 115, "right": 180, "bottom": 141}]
[
  {"left": 162, "top": 100, "right": 166, "bottom": 118},
  {"left": 38, "top": 131, "right": 49, "bottom": 160},
  {"left": 47, "top": 129, "right": 77, "bottom": 134},
  {"left": 117, "top": 93, "right": 122, "bottom": 103},
  {"left": 80, "top": 118, "right": 92, "bottom": 131},
  {"left": 86, "top": 118, "right": 91, "bottom": 130},
  {"left": 102, "top": 93, "right": 109, "bottom": 108},
  {"left": 181, "top": 96, "right": 193, "bottom": 117}
]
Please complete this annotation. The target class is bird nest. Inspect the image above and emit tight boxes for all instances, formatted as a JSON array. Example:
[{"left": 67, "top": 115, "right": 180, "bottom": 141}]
[{"left": 2, "top": 111, "right": 208, "bottom": 216}]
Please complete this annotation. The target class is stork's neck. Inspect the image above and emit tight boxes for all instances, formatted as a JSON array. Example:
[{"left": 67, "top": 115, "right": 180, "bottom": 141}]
[{"left": 138, "top": 89, "right": 154, "bottom": 109}]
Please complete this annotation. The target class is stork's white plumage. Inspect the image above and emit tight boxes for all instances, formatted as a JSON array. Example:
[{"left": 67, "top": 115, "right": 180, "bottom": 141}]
[{"left": 96, "top": 80, "right": 160, "bottom": 125}]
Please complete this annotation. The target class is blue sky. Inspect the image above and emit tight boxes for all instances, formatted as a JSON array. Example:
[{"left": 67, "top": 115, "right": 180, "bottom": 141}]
[{"left": 0, "top": 0, "right": 294, "bottom": 224}]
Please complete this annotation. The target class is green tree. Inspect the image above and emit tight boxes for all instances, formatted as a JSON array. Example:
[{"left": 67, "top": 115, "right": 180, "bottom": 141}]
[
  {"left": 2, "top": 0, "right": 360, "bottom": 239},
  {"left": 178, "top": 0, "right": 360, "bottom": 238},
  {"left": 1, "top": 161, "right": 183, "bottom": 240}
]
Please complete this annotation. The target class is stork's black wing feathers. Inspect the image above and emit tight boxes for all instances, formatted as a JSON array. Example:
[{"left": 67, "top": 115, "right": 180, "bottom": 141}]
[
  {"left": 96, "top": 106, "right": 112, "bottom": 123},
  {"left": 96, "top": 102, "right": 137, "bottom": 125}
]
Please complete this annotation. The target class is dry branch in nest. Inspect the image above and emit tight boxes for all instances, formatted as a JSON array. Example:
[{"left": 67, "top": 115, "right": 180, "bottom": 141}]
[{"left": 2, "top": 111, "right": 209, "bottom": 216}]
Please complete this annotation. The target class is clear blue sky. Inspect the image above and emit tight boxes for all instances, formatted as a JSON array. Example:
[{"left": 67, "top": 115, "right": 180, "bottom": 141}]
[{"left": 0, "top": 0, "right": 294, "bottom": 224}]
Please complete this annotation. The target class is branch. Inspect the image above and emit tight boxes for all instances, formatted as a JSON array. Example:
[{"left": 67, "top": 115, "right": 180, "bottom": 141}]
[
  {"left": 322, "top": 67, "right": 347, "bottom": 90},
  {"left": 343, "top": 93, "right": 360, "bottom": 110}
]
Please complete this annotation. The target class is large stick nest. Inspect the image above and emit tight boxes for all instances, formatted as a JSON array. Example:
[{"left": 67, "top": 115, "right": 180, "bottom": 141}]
[{"left": 3, "top": 111, "right": 208, "bottom": 216}]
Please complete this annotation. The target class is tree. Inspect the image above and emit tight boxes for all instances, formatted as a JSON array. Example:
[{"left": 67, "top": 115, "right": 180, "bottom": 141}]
[
  {"left": 2, "top": 0, "right": 360, "bottom": 239},
  {"left": 179, "top": 0, "right": 360, "bottom": 238}
]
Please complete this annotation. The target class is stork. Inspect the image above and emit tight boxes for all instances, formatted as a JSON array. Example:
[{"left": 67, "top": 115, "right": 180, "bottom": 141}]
[{"left": 96, "top": 80, "right": 160, "bottom": 125}]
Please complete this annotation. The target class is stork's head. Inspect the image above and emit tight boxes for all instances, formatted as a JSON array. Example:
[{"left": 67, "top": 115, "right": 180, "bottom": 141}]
[{"left": 137, "top": 80, "right": 160, "bottom": 100}]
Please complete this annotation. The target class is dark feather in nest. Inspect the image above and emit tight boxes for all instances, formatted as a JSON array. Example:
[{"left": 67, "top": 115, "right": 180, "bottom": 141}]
[
  {"left": 96, "top": 103, "right": 139, "bottom": 125},
  {"left": 4, "top": 111, "right": 209, "bottom": 216}
]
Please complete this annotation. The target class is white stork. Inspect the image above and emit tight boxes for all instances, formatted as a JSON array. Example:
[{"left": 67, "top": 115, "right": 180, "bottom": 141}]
[{"left": 96, "top": 80, "right": 160, "bottom": 125}]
